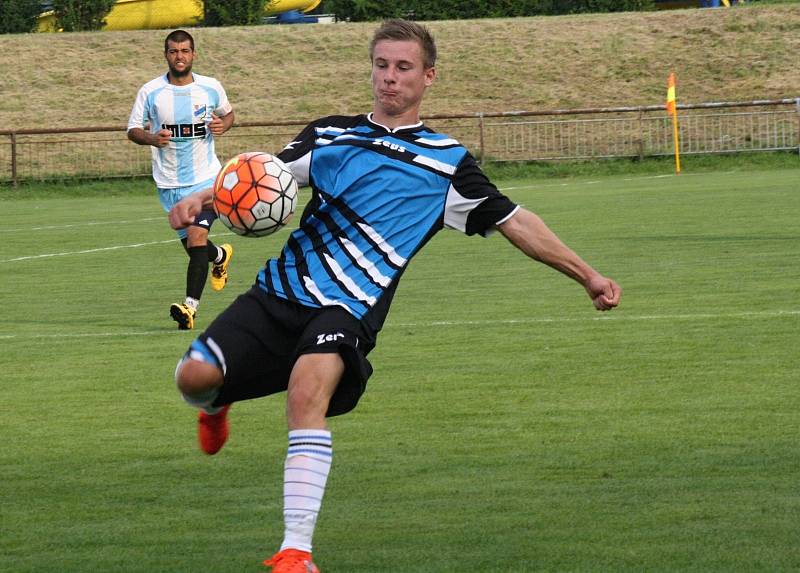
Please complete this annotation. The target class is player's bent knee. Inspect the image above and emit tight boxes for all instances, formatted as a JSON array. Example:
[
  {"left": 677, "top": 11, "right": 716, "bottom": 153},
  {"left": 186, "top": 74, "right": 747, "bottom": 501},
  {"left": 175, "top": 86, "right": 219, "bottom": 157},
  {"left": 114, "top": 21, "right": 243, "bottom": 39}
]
[
  {"left": 175, "top": 357, "right": 223, "bottom": 396},
  {"left": 185, "top": 225, "right": 209, "bottom": 248},
  {"left": 286, "top": 386, "right": 331, "bottom": 429},
  {"left": 286, "top": 383, "right": 323, "bottom": 414},
  {"left": 286, "top": 354, "right": 345, "bottom": 427}
]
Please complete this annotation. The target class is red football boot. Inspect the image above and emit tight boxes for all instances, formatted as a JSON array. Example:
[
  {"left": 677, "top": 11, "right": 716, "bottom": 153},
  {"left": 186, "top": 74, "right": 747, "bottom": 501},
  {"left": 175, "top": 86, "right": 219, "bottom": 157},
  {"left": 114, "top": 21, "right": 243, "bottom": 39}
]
[
  {"left": 263, "top": 549, "right": 320, "bottom": 573},
  {"left": 197, "top": 404, "right": 230, "bottom": 455}
]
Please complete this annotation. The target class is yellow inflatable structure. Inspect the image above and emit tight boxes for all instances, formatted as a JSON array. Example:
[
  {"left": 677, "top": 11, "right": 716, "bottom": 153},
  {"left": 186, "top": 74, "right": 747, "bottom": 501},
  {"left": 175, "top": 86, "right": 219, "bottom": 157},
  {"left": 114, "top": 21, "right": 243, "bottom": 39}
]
[{"left": 38, "top": 0, "right": 321, "bottom": 32}]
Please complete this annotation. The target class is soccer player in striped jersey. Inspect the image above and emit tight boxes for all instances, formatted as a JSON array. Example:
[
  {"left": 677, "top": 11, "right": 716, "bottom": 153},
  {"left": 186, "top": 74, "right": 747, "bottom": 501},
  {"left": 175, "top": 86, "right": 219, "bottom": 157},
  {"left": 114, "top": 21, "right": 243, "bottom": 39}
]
[
  {"left": 169, "top": 19, "right": 621, "bottom": 573},
  {"left": 128, "top": 29, "right": 235, "bottom": 330}
]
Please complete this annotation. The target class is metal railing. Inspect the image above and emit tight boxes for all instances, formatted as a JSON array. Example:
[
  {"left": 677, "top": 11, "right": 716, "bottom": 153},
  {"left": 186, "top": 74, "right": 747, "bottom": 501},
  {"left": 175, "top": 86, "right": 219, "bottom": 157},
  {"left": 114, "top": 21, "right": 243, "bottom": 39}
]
[{"left": 1, "top": 98, "right": 797, "bottom": 186}]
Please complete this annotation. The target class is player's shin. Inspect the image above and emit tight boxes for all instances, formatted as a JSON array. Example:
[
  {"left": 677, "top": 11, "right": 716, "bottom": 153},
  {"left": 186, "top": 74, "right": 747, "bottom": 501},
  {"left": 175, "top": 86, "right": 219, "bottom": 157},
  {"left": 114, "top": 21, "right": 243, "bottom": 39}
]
[{"left": 186, "top": 246, "right": 209, "bottom": 302}]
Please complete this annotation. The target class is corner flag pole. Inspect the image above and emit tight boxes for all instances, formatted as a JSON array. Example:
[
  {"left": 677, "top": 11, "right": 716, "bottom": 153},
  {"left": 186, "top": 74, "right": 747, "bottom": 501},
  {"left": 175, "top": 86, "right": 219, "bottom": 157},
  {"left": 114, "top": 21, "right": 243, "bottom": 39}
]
[{"left": 666, "top": 72, "right": 681, "bottom": 174}]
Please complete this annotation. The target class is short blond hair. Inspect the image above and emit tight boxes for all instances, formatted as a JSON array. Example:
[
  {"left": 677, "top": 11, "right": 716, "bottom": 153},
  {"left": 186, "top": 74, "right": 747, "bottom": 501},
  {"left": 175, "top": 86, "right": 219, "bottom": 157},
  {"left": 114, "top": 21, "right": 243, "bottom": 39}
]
[{"left": 369, "top": 19, "right": 437, "bottom": 69}]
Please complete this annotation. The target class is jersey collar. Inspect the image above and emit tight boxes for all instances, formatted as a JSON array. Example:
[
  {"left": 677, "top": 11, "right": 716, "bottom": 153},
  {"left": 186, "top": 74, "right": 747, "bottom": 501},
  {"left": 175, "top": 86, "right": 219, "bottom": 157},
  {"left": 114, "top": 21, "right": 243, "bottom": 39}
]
[
  {"left": 165, "top": 72, "right": 196, "bottom": 87},
  {"left": 366, "top": 113, "right": 423, "bottom": 134}
]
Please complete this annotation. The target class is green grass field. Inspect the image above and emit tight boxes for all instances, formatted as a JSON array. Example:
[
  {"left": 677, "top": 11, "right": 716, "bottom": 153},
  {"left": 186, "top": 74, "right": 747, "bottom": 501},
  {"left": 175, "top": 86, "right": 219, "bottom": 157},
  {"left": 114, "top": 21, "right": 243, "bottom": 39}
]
[{"left": 1, "top": 165, "right": 798, "bottom": 572}]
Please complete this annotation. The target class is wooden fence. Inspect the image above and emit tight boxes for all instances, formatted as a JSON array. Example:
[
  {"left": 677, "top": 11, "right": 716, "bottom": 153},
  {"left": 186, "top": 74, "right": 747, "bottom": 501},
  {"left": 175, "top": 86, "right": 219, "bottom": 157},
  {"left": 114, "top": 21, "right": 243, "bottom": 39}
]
[{"left": 1, "top": 98, "right": 797, "bottom": 186}]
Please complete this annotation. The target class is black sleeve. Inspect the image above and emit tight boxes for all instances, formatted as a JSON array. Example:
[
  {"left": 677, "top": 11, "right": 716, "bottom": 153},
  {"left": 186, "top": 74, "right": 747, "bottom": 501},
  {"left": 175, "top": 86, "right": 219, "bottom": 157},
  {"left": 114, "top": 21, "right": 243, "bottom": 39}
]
[
  {"left": 276, "top": 121, "right": 319, "bottom": 187},
  {"left": 446, "top": 153, "right": 518, "bottom": 237}
]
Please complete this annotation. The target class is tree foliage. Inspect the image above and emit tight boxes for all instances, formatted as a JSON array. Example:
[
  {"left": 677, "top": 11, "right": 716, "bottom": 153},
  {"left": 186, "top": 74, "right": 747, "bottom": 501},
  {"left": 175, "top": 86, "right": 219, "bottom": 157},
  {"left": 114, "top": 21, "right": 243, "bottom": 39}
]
[
  {"left": 52, "top": 0, "right": 116, "bottom": 31},
  {"left": 0, "top": 0, "right": 42, "bottom": 34},
  {"left": 322, "top": 0, "right": 655, "bottom": 21},
  {"left": 201, "top": 0, "right": 267, "bottom": 25}
]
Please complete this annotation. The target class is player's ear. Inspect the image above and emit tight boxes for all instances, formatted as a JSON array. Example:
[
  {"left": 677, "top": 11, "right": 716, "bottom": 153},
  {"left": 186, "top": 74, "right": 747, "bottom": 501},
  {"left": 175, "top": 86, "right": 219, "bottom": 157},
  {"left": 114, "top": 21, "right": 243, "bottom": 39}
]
[{"left": 424, "top": 66, "right": 436, "bottom": 87}]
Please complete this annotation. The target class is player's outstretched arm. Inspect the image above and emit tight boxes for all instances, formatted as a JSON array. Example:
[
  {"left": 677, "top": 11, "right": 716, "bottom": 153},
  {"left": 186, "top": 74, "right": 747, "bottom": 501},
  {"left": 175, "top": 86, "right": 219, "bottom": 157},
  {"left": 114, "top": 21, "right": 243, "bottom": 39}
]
[
  {"left": 497, "top": 208, "right": 621, "bottom": 311},
  {"left": 169, "top": 188, "right": 214, "bottom": 230}
]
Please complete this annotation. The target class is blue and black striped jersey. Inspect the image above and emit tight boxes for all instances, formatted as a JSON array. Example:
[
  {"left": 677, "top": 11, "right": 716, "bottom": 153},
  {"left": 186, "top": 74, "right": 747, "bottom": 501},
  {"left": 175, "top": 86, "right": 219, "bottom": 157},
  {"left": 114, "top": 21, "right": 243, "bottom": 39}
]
[{"left": 260, "top": 113, "right": 519, "bottom": 332}]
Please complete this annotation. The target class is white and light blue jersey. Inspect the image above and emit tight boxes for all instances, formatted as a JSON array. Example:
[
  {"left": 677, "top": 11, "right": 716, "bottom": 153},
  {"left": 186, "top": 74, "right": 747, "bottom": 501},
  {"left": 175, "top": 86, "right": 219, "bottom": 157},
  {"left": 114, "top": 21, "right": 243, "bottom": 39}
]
[
  {"left": 127, "top": 73, "right": 232, "bottom": 188},
  {"left": 262, "top": 114, "right": 519, "bottom": 331}
]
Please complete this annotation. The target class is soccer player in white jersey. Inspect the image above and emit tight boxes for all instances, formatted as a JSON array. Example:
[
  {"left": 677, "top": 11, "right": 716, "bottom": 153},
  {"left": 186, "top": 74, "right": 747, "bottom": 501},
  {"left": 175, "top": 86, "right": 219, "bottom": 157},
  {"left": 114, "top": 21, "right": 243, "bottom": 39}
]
[
  {"left": 128, "top": 29, "right": 235, "bottom": 330},
  {"left": 168, "top": 20, "right": 621, "bottom": 573}
]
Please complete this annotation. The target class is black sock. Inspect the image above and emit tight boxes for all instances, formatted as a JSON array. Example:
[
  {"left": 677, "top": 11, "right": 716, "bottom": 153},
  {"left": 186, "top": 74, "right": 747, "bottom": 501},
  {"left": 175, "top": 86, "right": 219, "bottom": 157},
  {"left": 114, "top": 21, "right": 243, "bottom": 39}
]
[
  {"left": 186, "top": 246, "right": 209, "bottom": 300},
  {"left": 206, "top": 239, "right": 223, "bottom": 264}
]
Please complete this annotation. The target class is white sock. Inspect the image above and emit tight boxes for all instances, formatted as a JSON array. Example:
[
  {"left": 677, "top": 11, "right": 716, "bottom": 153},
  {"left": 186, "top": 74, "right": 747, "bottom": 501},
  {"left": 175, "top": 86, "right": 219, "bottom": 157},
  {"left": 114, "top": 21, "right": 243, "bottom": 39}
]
[
  {"left": 214, "top": 246, "right": 225, "bottom": 264},
  {"left": 280, "top": 429, "right": 332, "bottom": 553},
  {"left": 184, "top": 297, "right": 200, "bottom": 311}
]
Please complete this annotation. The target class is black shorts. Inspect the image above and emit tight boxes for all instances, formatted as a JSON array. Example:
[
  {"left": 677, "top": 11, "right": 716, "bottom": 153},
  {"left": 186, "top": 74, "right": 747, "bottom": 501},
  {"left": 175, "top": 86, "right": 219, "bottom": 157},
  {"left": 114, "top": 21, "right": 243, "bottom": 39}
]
[{"left": 195, "top": 286, "right": 376, "bottom": 417}]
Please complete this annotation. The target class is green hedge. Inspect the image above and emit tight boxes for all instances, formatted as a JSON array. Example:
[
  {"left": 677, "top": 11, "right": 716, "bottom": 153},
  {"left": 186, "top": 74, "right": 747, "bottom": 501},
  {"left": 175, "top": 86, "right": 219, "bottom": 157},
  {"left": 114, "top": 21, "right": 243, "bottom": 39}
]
[
  {"left": 51, "top": 0, "right": 116, "bottom": 31},
  {"left": 0, "top": 0, "right": 41, "bottom": 34},
  {"left": 202, "top": 0, "right": 267, "bottom": 25}
]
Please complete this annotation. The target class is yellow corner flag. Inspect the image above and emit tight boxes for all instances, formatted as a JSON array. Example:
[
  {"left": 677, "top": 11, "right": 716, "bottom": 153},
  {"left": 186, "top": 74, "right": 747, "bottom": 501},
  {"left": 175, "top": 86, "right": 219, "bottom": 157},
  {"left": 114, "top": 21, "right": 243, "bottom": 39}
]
[{"left": 666, "top": 72, "right": 681, "bottom": 174}]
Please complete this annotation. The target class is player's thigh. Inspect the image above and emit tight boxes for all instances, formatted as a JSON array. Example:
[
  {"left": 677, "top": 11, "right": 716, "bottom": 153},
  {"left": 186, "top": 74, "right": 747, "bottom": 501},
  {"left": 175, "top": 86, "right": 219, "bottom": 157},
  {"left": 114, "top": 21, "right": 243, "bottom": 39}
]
[{"left": 295, "top": 308, "right": 376, "bottom": 417}]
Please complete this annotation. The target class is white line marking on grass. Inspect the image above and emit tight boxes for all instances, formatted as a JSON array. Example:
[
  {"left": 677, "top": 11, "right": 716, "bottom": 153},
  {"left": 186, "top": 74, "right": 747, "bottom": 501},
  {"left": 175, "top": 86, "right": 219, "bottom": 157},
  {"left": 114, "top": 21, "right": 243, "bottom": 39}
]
[
  {"left": 500, "top": 182, "right": 598, "bottom": 191},
  {"left": 390, "top": 309, "right": 800, "bottom": 328},
  {"left": 1, "top": 239, "right": 179, "bottom": 262},
  {"left": 3, "top": 310, "right": 796, "bottom": 341},
  {"left": 625, "top": 174, "right": 673, "bottom": 180},
  {"left": 0, "top": 330, "right": 173, "bottom": 340},
  {"left": 1, "top": 216, "right": 163, "bottom": 233},
  {"left": 0, "top": 232, "right": 232, "bottom": 263},
  {"left": 497, "top": 171, "right": 714, "bottom": 193}
]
